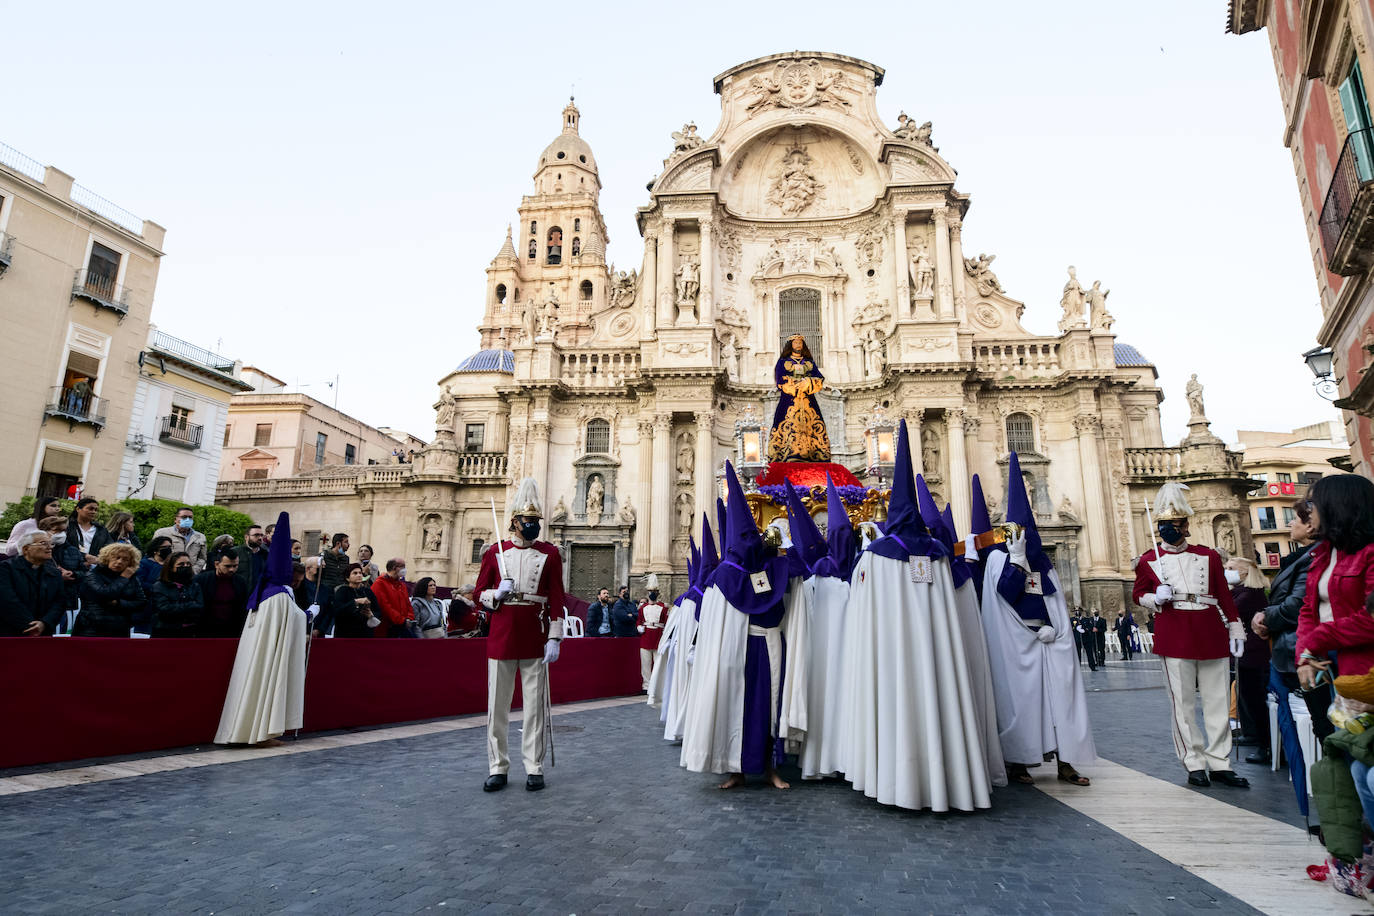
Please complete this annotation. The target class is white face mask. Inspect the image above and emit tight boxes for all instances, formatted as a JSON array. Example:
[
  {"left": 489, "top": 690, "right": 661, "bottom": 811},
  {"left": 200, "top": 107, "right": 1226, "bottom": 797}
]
[
  {"left": 1224, "top": 569, "right": 1242, "bottom": 586},
  {"left": 50, "top": 533, "right": 66, "bottom": 545}
]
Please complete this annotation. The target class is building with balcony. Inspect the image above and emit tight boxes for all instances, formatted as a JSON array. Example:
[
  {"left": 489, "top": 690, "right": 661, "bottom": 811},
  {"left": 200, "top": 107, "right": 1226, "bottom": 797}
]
[
  {"left": 0, "top": 140, "right": 167, "bottom": 504},
  {"left": 1228, "top": 2, "right": 1374, "bottom": 474},
  {"left": 1234, "top": 419, "right": 1348, "bottom": 570},
  {"left": 216, "top": 55, "right": 1258, "bottom": 608},
  {"left": 117, "top": 329, "right": 253, "bottom": 504}
]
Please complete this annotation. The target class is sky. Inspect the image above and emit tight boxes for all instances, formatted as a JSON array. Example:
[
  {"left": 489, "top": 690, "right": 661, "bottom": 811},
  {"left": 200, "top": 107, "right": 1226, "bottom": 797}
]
[{"left": 2, "top": 0, "right": 1342, "bottom": 445}]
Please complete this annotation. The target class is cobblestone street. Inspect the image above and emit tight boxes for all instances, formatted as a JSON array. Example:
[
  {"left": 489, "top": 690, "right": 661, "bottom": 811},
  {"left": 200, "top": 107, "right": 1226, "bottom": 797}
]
[{"left": 0, "top": 660, "right": 1362, "bottom": 914}]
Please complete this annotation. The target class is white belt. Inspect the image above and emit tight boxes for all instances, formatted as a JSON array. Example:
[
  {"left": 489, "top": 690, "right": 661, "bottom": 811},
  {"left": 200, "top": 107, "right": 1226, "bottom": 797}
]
[{"left": 747, "top": 624, "right": 779, "bottom": 636}]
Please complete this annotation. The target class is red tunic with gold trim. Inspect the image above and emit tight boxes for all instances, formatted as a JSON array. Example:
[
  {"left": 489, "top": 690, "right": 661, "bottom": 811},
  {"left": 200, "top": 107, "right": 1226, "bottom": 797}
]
[
  {"left": 637, "top": 600, "right": 668, "bottom": 651},
  {"left": 474, "top": 539, "right": 566, "bottom": 660},
  {"left": 1132, "top": 544, "right": 1238, "bottom": 660}
]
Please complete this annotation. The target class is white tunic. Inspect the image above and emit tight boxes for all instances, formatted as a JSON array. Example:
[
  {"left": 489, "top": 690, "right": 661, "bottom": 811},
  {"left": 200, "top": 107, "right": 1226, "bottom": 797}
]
[
  {"left": 662, "top": 597, "right": 700, "bottom": 741},
  {"left": 952, "top": 578, "right": 1007, "bottom": 787},
  {"left": 214, "top": 591, "right": 307, "bottom": 744},
  {"left": 979, "top": 551, "right": 1096, "bottom": 766},
  {"left": 679, "top": 585, "right": 752, "bottom": 774},
  {"left": 798, "top": 573, "right": 848, "bottom": 779},
  {"left": 839, "top": 551, "right": 992, "bottom": 812}
]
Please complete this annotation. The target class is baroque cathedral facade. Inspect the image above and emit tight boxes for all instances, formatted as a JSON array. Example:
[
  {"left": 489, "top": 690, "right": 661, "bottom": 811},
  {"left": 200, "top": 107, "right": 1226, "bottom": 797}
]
[{"left": 219, "top": 52, "right": 1256, "bottom": 616}]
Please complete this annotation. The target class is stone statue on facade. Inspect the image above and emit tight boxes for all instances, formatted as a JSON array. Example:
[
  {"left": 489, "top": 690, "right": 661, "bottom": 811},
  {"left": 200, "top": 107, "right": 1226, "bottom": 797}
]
[
  {"left": 670, "top": 122, "right": 704, "bottom": 156},
  {"left": 1086, "top": 280, "right": 1114, "bottom": 332},
  {"left": 609, "top": 269, "right": 637, "bottom": 309},
  {"left": 422, "top": 516, "right": 443, "bottom": 553},
  {"left": 537, "top": 288, "right": 560, "bottom": 338},
  {"left": 677, "top": 432, "right": 695, "bottom": 483},
  {"left": 911, "top": 247, "right": 934, "bottom": 299},
  {"left": 675, "top": 256, "right": 700, "bottom": 325},
  {"left": 434, "top": 387, "right": 457, "bottom": 430},
  {"left": 1186, "top": 374, "right": 1206, "bottom": 420},
  {"left": 618, "top": 497, "right": 636, "bottom": 526},
  {"left": 585, "top": 477, "right": 604, "bottom": 526},
  {"left": 1057, "top": 495, "right": 1079, "bottom": 523},
  {"left": 922, "top": 427, "right": 941, "bottom": 480},
  {"left": 893, "top": 113, "right": 935, "bottom": 149},
  {"left": 550, "top": 496, "right": 568, "bottom": 524},
  {"left": 1057, "top": 265, "right": 1086, "bottom": 332},
  {"left": 766, "top": 145, "right": 824, "bottom": 216},
  {"left": 1215, "top": 515, "right": 1238, "bottom": 557},
  {"left": 864, "top": 327, "right": 887, "bottom": 377},
  {"left": 963, "top": 253, "right": 1003, "bottom": 297},
  {"left": 676, "top": 491, "right": 694, "bottom": 532},
  {"left": 720, "top": 332, "right": 740, "bottom": 381}
]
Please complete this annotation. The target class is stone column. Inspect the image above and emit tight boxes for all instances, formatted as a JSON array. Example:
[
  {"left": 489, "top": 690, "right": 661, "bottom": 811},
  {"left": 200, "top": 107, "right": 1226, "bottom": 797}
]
[
  {"left": 694, "top": 411, "right": 714, "bottom": 531},
  {"left": 947, "top": 408, "right": 970, "bottom": 533},
  {"left": 641, "top": 227, "right": 658, "bottom": 338},
  {"left": 632, "top": 418, "right": 653, "bottom": 574},
  {"left": 1074, "top": 416, "right": 1109, "bottom": 570},
  {"left": 933, "top": 207, "right": 953, "bottom": 320},
  {"left": 658, "top": 218, "right": 676, "bottom": 330},
  {"left": 948, "top": 214, "right": 967, "bottom": 324},
  {"left": 909, "top": 409, "right": 925, "bottom": 476},
  {"left": 650, "top": 413, "right": 673, "bottom": 571},
  {"left": 697, "top": 218, "right": 714, "bottom": 327},
  {"left": 529, "top": 420, "right": 551, "bottom": 511},
  {"left": 892, "top": 210, "right": 910, "bottom": 318}
]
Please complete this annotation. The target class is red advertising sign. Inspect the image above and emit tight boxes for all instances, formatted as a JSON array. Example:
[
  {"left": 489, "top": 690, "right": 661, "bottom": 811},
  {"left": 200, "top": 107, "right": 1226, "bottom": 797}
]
[
  {"left": 1280, "top": 482, "right": 1297, "bottom": 495},
  {"left": 1267, "top": 483, "right": 1281, "bottom": 496}
]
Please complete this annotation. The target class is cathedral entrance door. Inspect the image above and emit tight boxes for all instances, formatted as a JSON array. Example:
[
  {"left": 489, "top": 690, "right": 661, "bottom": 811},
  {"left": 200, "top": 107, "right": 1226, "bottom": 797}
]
[{"left": 569, "top": 544, "right": 616, "bottom": 602}]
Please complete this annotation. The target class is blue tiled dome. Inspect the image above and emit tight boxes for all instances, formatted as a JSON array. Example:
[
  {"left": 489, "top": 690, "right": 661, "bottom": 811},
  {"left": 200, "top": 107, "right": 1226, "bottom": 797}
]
[
  {"left": 1113, "top": 343, "right": 1152, "bottom": 368},
  {"left": 454, "top": 349, "right": 514, "bottom": 373}
]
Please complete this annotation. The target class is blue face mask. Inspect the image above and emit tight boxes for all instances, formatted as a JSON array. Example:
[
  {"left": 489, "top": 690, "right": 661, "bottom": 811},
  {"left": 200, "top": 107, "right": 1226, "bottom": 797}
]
[{"left": 178, "top": 517, "right": 193, "bottom": 531}]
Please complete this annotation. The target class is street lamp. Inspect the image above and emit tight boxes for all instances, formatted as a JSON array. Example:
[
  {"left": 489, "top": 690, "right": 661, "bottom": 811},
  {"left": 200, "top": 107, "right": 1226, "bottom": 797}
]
[
  {"left": 735, "top": 405, "right": 766, "bottom": 490},
  {"left": 1302, "top": 346, "right": 1340, "bottom": 400},
  {"left": 128, "top": 460, "right": 154, "bottom": 497},
  {"left": 865, "top": 406, "right": 895, "bottom": 484}
]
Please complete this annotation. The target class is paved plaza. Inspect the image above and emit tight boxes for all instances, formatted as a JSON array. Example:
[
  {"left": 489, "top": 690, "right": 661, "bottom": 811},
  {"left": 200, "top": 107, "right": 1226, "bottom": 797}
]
[{"left": 0, "top": 660, "right": 1365, "bottom": 915}]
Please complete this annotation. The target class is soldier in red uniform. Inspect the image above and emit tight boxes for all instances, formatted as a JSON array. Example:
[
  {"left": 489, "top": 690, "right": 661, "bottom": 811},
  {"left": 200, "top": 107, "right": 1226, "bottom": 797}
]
[
  {"left": 475, "top": 478, "right": 565, "bottom": 792},
  {"left": 636, "top": 574, "right": 668, "bottom": 691},
  {"left": 1133, "top": 482, "right": 1248, "bottom": 789}
]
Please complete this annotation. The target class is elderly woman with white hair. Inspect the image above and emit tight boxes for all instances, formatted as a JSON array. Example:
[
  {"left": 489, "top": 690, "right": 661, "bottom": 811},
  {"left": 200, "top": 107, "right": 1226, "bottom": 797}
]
[
  {"left": 72, "top": 543, "right": 146, "bottom": 637},
  {"left": 446, "top": 583, "right": 485, "bottom": 637},
  {"left": 0, "top": 531, "right": 66, "bottom": 636}
]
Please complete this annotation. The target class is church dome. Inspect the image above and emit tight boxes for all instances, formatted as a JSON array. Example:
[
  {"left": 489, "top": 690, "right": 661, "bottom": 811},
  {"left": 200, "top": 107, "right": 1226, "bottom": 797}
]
[
  {"left": 454, "top": 349, "right": 514, "bottom": 373},
  {"left": 535, "top": 99, "right": 598, "bottom": 175}
]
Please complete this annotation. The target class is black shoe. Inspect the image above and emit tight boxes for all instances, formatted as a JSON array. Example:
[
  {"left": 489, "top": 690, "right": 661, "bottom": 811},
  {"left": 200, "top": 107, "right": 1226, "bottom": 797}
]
[
  {"left": 483, "top": 774, "right": 507, "bottom": 792},
  {"left": 1211, "top": 770, "right": 1250, "bottom": 788},
  {"left": 1233, "top": 736, "right": 1260, "bottom": 747},
  {"left": 526, "top": 774, "right": 545, "bottom": 791},
  {"left": 1187, "top": 770, "right": 1210, "bottom": 787},
  {"left": 1246, "top": 749, "right": 1273, "bottom": 765}
]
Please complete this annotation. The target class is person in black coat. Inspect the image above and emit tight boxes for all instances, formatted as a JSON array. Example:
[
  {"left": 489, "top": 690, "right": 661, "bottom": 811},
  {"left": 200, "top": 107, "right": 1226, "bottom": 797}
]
[
  {"left": 1088, "top": 609, "right": 1109, "bottom": 669},
  {"left": 332, "top": 564, "right": 382, "bottom": 638},
  {"left": 1254, "top": 498, "right": 1326, "bottom": 737},
  {"left": 150, "top": 552, "right": 204, "bottom": 638},
  {"left": 40, "top": 516, "right": 85, "bottom": 616},
  {"left": 68, "top": 497, "right": 113, "bottom": 567},
  {"left": 586, "top": 588, "right": 614, "bottom": 637},
  {"left": 193, "top": 551, "right": 250, "bottom": 638},
  {"left": 610, "top": 586, "right": 639, "bottom": 638},
  {"left": 1116, "top": 612, "right": 1136, "bottom": 662},
  {"left": 1070, "top": 611, "right": 1086, "bottom": 665},
  {"left": 0, "top": 531, "right": 66, "bottom": 636},
  {"left": 72, "top": 544, "right": 146, "bottom": 637}
]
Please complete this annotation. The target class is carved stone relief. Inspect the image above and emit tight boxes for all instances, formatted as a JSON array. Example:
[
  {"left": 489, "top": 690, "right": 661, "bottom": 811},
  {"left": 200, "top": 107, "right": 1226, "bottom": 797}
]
[
  {"left": 742, "top": 59, "right": 851, "bottom": 114},
  {"left": 766, "top": 144, "right": 825, "bottom": 217}
]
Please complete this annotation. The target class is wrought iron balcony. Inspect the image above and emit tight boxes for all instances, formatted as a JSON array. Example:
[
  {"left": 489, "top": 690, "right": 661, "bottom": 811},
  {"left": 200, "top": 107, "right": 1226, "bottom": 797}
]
[
  {"left": 0, "top": 232, "right": 12, "bottom": 276},
  {"left": 43, "top": 385, "right": 107, "bottom": 430},
  {"left": 1319, "top": 126, "right": 1374, "bottom": 276},
  {"left": 71, "top": 268, "right": 130, "bottom": 317},
  {"left": 159, "top": 415, "right": 203, "bottom": 449}
]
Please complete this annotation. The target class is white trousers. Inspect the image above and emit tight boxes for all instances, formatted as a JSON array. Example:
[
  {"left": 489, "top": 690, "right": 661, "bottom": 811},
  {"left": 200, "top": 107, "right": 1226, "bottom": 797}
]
[
  {"left": 1161, "top": 655, "right": 1232, "bottom": 772},
  {"left": 487, "top": 658, "right": 548, "bottom": 776},
  {"left": 640, "top": 648, "right": 655, "bottom": 691}
]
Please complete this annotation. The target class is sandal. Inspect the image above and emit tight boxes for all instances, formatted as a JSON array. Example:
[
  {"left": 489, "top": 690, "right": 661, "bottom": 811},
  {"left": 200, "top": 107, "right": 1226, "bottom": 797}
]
[
  {"left": 1008, "top": 764, "right": 1035, "bottom": 785},
  {"left": 1057, "top": 763, "right": 1090, "bottom": 786}
]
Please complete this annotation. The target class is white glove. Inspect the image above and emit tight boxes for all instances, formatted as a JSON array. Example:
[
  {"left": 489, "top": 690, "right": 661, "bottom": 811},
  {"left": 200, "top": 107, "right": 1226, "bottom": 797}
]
[
  {"left": 1138, "top": 594, "right": 1157, "bottom": 610},
  {"left": 637, "top": 625, "right": 645, "bottom": 634},
  {"left": 1227, "top": 620, "right": 1244, "bottom": 641},
  {"left": 1007, "top": 529, "right": 1028, "bottom": 570},
  {"left": 1230, "top": 638, "right": 1245, "bottom": 658},
  {"left": 963, "top": 534, "right": 978, "bottom": 557},
  {"left": 543, "top": 639, "right": 560, "bottom": 664},
  {"left": 1154, "top": 584, "right": 1173, "bottom": 604},
  {"left": 365, "top": 616, "right": 382, "bottom": 628},
  {"left": 1035, "top": 625, "right": 1056, "bottom": 644},
  {"left": 495, "top": 578, "right": 514, "bottom": 602}
]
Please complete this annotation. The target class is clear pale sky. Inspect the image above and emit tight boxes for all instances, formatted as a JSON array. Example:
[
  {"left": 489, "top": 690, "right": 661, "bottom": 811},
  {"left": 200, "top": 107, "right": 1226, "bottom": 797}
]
[{"left": 3, "top": 1, "right": 1340, "bottom": 445}]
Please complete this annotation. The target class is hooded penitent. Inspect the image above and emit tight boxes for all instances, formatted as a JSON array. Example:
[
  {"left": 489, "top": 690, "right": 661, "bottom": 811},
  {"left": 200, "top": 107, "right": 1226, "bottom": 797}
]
[
  {"left": 248, "top": 511, "right": 295, "bottom": 611},
  {"left": 967, "top": 473, "right": 995, "bottom": 599},
  {"left": 867, "top": 419, "right": 944, "bottom": 562},
  {"left": 940, "top": 503, "right": 972, "bottom": 590},
  {"left": 784, "top": 483, "right": 827, "bottom": 578},
  {"left": 1000, "top": 452, "right": 1057, "bottom": 618},
  {"left": 811, "top": 473, "right": 857, "bottom": 582},
  {"left": 715, "top": 462, "right": 790, "bottom": 614},
  {"left": 697, "top": 514, "right": 719, "bottom": 597},
  {"left": 674, "top": 536, "right": 699, "bottom": 608}
]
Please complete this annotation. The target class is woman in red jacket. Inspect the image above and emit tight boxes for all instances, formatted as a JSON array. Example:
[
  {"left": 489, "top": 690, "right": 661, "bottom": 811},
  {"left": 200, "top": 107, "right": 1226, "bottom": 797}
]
[{"left": 1295, "top": 473, "right": 1374, "bottom": 693}]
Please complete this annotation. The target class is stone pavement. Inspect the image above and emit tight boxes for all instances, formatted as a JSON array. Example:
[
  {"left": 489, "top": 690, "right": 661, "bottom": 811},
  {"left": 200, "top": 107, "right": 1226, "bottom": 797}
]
[{"left": 0, "top": 659, "right": 1365, "bottom": 914}]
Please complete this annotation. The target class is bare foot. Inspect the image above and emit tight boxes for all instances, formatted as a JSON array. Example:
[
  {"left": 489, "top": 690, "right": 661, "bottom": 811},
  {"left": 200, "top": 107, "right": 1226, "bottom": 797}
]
[
  {"left": 718, "top": 773, "right": 745, "bottom": 790},
  {"left": 767, "top": 769, "right": 790, "bottom": 790}
]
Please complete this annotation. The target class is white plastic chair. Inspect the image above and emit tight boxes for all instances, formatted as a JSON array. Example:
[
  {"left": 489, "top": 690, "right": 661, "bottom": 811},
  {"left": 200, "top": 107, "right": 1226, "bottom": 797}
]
[{"left": 563, "top": 615, "right": 585, "bottom": 638}]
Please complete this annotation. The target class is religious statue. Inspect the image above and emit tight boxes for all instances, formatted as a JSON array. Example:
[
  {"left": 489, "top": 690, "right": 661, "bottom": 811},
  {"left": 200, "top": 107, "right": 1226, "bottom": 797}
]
[
  {"left": 911, "top": 247, "right": 934, "bottom": 299},
  {"left": 585, "top": 476, "right": 604, "bottom": 526},
  {"left": 864, "top": 328, "right": 887, "bottom": 377},
  {"left": 1057, "top": 496, "right": 1079, "bottom": 523},
  {"left": 675, "top": 256, "right": 700, "bottom": 317},
  {"left": 720, "top": 333, "right": 739, "bottom": 381},
  {"left": 670, "top": 122, "right": 704, "bottom": 156},
  {"left": 676, "top": 491, "right": 694, "bottom": 532},
  {"left": 550, "top": 497, "right": 569, "bottom": 524},
  {"left": 618, "top": 497, "right": 636, "bottom": 526},
  {"left": 537, "top": 288, "right": 560, "bottom": 338},
  {"left": 766, "top": 145, "right": 824, "bottom": 216},
  {"left": 963, "top": 253, "right": 1003, "bottom": 297},
  {"left": 892, "top": 113, "right": 935, "bottom": 148},
  {"left": 1057, "top": 265, "right": 1086, "bottom": 332},
  {"left": 609, "top": 269, "right": 637, "bottom": 309},
  {"left": 1215, "top": 516, "right": 1238, "bottom": 557},
  {"left": 766, "top": 335, "right": 830, "bottom": 462},
  {"left": 921, "top": 427, "right": 941, "bottom": 480},
  {"left": 434, "top": 387, "right": 457, "bottom": 429},
  {"left": 422, "top": 516, "right": 443, "bottom": 553},
  {"left": 676, "top": 432, "right": 695, "bottom": 483},
  {"left": 1186, "top": 374, "right": 1206, "bottom": 420},
  {"left": 1086, "top": 280, "right": 1114, "bottom": 331}
]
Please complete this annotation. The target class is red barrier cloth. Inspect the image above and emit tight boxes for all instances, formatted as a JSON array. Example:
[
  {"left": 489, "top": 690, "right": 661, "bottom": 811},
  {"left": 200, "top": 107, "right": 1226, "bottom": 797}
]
[
  {"left": 0, "top": 636, "right": 643, "bottom": 768},
  {"left": 753, "top": 461, "right": 861, "bottom": 488}
]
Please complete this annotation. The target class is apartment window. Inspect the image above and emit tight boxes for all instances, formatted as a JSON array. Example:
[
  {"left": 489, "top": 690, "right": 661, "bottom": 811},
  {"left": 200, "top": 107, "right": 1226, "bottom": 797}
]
[
  {"left": 223, "top": 425, "right": 232, "bottom": 447},
  {"left": 244, "top": 468, "right": 269, "bottom": 480},
  {"left": 1339, "top": 60, "right": 1374, "bottom": 181},
  {"left": 344, "top": 443, "right": 356, "bottom": 465},
  {"left": 1282, "top": 507, "right": 1296, "bottom": 526},
  {"left": 87, "top": 241, "right": 120, "bottom": 286},
  {"left": 1256, "top": 506, "right": 1277, "bottom": 530},
  {"left": 465, "top": 423, "right": 485, "bottom": 451},
  {"left": 586, "top": 418, "right": 610, "bottom": 453},
  {"left": 169, "top": 405, "right": 191, "bottom": 430},
  {"left": 471, "top": 538, "right": 484, "bottom": 563},
  {"left": 57, "top": 351, "right": 101, "bottom": 420},
  {"left": 1264, "top": 541, "right": 1281, "bottom": 556},
  {"left": 315, "top": 432, "right": 327, "bottom": 465},
  {"left": 1277, "top": 472, "right": 1292, "bottom": 483},
  {"left": 1301, "top": 471, "right": 1323, "bottom": 486},
  {"left": 254, "top": 423, "right": 272, "bottom": 446},
  {"left": 152, "top": 472, "right": 186, "bottom": 501},
  {"left": 1006, "top": 413, "right": 1035, "bottom": 454}
]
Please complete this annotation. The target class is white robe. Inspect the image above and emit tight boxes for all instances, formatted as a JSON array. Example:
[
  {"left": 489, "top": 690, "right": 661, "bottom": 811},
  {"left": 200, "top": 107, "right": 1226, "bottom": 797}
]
[
  {"left": 952, "top": 578, "right": 1007, "bottom": 787},
  {"left": 679, "top": 585, "right": 751, "bottom": 774},
  {"left": 214, "top": 591, "right": 307, "bottom": 744},
  {"left": 979, "top": 551, "right": 1096, "bottom": 767},
  {"left": 799, "top": 573, "right": 848, "bottom": 779},
  {"left": 777, "top": 576, "right": 811, "bottom": 753},
  {"left": 839, "top": 551, "right": 992, "bottom": 812},
  {"left": 646, "top": 602, "right": 681, "bottom": 710},
  {"left": 661, "top": 597, "right": 699, "bottom": 741}
]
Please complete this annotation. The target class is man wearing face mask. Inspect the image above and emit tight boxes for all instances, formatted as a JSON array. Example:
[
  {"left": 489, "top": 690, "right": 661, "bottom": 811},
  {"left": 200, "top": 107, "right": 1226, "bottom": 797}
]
[
  {"left": 475, "top": 478, "right": 565, "bottom": 793},
  {"left": 1133, "top": 482, "right": 1248, "bottom": 789},
  {"left": 153, "top": 507, "right": 209, "bottom": 574},
  {"left": 636, "top": 575, "right": 669, "bottom": 692}
]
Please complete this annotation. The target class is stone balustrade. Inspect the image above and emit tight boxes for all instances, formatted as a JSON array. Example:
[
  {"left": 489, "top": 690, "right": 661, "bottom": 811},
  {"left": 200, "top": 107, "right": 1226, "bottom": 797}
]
[
  {"left": 559, "top": 349, "right": 641, "bottom": 388},
  {"left": 456, "top": 452, "right": 508, "bottom": 480},
  {"left": 973, "top": 340, "right": 1062, "bottom": 379},
  {"left": 1125, "top": 447, "right": 1183, "bottom": 480}
]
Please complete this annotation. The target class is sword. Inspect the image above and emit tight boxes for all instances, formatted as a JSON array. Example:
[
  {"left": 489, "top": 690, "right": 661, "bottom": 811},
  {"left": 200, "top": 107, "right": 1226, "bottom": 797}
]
[
  {"left": 490, "top": 498, "right": 509, "bottom": 581},
  {"left": 544, "top": 657, "right": 556, "bottom": 768}
]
